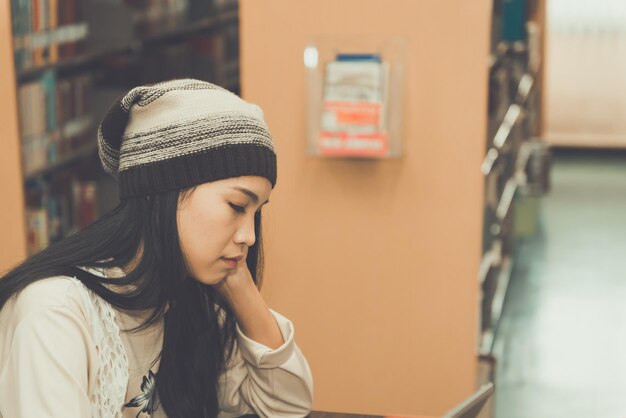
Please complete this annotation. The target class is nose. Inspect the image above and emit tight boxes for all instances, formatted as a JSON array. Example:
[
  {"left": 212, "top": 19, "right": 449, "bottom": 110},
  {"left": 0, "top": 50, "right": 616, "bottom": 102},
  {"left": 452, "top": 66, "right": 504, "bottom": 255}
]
[{"left": 234, "top": 214, "right": 256, "bottom": 248}]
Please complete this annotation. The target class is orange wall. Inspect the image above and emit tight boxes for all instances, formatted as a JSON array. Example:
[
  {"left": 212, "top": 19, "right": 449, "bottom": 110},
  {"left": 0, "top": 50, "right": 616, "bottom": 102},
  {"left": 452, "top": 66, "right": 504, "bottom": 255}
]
[
  {"left": 240, "top": 1, "right": 490, "bottom": 416},
  {"left": 0, "top": 1, "right": 26, "bottom": 272}
]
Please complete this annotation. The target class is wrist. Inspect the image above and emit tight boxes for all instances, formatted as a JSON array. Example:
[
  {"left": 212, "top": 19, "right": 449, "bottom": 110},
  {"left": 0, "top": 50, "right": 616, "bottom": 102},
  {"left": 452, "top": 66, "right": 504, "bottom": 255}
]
[{"left": 216, "top": 271, "right": 257, "bottom": 306}]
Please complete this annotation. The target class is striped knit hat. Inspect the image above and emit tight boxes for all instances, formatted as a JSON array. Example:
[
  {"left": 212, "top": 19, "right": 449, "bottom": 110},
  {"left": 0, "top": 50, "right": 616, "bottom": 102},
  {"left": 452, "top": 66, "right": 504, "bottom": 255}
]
[{"left": 97, "top": 79, "right": 277, "bottom": 199}]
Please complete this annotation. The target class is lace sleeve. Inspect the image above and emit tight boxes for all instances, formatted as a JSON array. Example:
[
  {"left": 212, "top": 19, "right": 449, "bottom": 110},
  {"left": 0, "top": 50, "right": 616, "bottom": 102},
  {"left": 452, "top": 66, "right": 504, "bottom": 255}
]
[{"left": 67, "top": 277, "right": 130, "bottom": 418}]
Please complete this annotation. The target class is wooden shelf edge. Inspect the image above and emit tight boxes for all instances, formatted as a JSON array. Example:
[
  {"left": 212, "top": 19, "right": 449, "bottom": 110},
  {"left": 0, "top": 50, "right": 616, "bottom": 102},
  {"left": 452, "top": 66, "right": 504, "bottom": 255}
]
[{"left": 23, "top": 142, "right": 98, "bottom": 181}]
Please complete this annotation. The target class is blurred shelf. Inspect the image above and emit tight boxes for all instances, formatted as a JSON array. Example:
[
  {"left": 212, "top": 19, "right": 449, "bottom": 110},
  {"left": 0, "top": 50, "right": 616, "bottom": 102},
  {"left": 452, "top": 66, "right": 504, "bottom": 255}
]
[
  {"left": 479, "top": 256, "right": 513, "bottom": 356},
  {"left": 23, "top": 141, "right": 98, "bottom": 182},
  {"left": 222, "top": 73, "right": 240, "bottom": 92},
  {"left": 17, "top": 8, "right": 239, "bottom": 82}
]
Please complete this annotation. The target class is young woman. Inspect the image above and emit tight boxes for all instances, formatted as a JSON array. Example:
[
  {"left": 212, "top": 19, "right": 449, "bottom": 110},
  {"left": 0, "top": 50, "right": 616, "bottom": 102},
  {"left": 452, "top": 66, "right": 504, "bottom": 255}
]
[{"left": 0, "top": 79, "right": 313, "bottom": 418}]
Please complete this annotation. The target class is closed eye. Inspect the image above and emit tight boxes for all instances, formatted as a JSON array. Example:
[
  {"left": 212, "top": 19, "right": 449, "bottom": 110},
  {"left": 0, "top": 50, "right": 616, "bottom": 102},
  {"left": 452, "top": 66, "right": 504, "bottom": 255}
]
[
  {"left": 230, "top": 203, "right": 265, "bottom": 216},
  {"left": 229, "top": 203, "right": 246, "bottom": 214}
]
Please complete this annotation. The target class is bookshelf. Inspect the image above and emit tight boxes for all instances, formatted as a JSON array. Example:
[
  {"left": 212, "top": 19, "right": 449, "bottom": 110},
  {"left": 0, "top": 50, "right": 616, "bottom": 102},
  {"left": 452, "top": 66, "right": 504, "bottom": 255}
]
[
  {"left": 16, "top": 8, "right": 238, "bottom": 82},
  {"left": 7, "top": 0, "right": 241, "bottom": 257},
  {"left": 479, "top": 0, "right": 548, "bottom": 356}
]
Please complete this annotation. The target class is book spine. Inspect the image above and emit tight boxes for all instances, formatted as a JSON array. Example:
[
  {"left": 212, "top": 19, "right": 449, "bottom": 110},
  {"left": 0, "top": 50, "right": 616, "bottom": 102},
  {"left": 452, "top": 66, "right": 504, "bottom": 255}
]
[
  {"left": 26, "top": 207, "right": 49, "bottom": 254},
  {"left": 59, "top": 0, "right": 76, "bottom": 58},
  {"left": 10, "top": 0, "right": 24, "bottom": 69},
  {"left": 48, "top": 0, "right": 59, "bottom": 63},
  {"left": 80, "top": 182, "right": 97, "bottom": 228},
  {"left": 22, "top": 0, "right": 33, "bottom": 69},
  {"left": 41, "top": 70, "right": 57, "bottom": 133},
  {"left": 32, "top": 0, "right": 45, "bottom": 66},
  {"left": 71, "top": 181, "right": 97, "bottom": 230},
  {"left": 502, "top": 0, "right": 527, "bottom": 43}
]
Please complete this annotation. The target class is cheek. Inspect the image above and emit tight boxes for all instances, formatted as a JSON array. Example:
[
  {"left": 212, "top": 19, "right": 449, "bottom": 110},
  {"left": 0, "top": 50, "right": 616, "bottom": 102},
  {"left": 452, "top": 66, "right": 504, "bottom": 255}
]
[{"left": 177, "top": 205, "right": 232, "bottom": 269}]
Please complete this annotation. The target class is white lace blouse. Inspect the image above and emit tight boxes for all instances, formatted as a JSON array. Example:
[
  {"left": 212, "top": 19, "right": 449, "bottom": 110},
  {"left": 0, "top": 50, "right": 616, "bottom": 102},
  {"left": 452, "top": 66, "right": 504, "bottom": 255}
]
[{"left": 0, "top": 273, "right": 313, "bottom": 417}]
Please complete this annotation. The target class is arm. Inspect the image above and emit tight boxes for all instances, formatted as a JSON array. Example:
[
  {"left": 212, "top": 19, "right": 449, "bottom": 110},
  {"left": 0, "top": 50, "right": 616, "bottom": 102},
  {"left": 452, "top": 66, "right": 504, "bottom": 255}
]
[
  {"left": 214, "top": 264, "right": 314, "bottom": 418},
  {"left": 214, "top": 267, "right": 284, "bottom": 349},
  {"left": 0, "top": 304, "right": 95, "bottom": 417}
]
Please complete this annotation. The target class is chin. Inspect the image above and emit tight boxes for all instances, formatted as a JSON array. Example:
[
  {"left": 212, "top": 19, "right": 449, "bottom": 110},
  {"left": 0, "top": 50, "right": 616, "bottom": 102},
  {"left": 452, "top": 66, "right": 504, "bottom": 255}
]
[{"left": 190, "top": 271, "right": 226, "bottom": 286}]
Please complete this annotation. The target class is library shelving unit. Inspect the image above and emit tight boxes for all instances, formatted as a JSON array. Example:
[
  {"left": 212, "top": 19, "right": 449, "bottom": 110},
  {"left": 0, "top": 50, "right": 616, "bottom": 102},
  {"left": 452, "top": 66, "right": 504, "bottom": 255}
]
[
  {"left": 7, "top": 0, "right": 240, "bottom": 257},
  {"left": 478, "top": 0, "right": 550, "bottom": 358}
]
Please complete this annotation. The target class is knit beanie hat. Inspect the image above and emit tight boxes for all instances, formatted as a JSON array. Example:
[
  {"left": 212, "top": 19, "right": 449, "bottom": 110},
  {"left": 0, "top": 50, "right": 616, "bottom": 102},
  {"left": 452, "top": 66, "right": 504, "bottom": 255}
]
[{"left": 97, "top": 79, "right": 277, "bottom": 199}]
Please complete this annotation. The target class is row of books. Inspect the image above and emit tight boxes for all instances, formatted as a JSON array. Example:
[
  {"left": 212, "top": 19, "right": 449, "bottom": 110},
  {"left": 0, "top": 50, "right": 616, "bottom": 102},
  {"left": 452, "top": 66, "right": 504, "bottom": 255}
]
[
  {"left": 132, "top": 0, "right": 238, "bottom": 25},
  {"left": 10, "top": 0, "right": 237, "bottom": 72},
  {"left": 104, "top": 28, "right": 239, "bottom": 88},
  {"left": 18, "top": 70, "right": 93, "bottom": 176},
  {"left": 88, "top": 0, "right": 238, "bottom": 37},
  {"left": 145, "top": 29, "right": 238, "bottom": 86},
  {"left": 25, "top": 179, "right": 98, "bottom": 255},
  {"left": 130, "top": 0, "right": 187, "bottom": 29},
  {"left": 11, "top": 0, "right": 86, "bottom": 71},
  {"left": 12, "top": 0, "right": 240, "bottom": 255}
]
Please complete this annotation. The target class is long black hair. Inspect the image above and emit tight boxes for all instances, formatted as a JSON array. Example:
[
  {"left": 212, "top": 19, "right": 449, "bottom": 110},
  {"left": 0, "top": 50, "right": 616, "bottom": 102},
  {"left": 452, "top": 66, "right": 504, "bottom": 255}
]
[{"left": 0, "top": 185, "right": 266, "bottom": 418}]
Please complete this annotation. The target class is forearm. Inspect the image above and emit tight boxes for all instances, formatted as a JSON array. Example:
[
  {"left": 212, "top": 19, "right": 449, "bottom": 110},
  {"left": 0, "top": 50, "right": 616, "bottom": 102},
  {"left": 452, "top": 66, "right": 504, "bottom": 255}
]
[{"left": 219, "top": 278, "right": 284, "bottom": 349}]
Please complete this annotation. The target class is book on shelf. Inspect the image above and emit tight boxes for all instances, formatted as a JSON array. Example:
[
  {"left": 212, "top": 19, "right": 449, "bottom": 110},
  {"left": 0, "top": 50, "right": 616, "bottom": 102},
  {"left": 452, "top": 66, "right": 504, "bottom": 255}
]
[
  {"left": 130, "top": 0, "right": 188, "bottom": 31},
  {"left": 41, "top": 69, "right": 57, "bottom": 132},
  {"left": 501, "top": 0, "right": 527, "bottom": 43},
  {"left": 214, "top": 0, "right": 238, "bottom": 10},
  {"left": 127, "top": 0, "right": 239, "bottom": 34},
  {"left": 72, "top": 180, "right": 98, "bottom": 231},
  {"left": 11, "top": 0, "right": 87, "bottom": 72},
  {"left": 18, "top": 70, "right": 94, "bottom": 177},
  {"left": 135, "top": 30, "right": 238, "bottom": 87},
  {"left": 49, "top": 0, "right": 59, "bottom": 62},
  {"left": 46, "top": 191, "right": 63, "bottom": 242},
  {"left": 19, "top": 78, "right": 48, "bottom": 174},
  {"left": 25, "top": 178, "right": 99, "bottom": 254},
  {"left": 26, "top": 207, "right": 49, "bottom": 255},
  {"left": 32, "top": 0, "right": 44, "bottom": 66},
  {"left": 11, "top": 0, "right": 32, "bottom": 69},
  {"left": 187, "top": 32, "right": 224, "bottom": 83},
  {"left": 24, "top": 180, "right": 47, "bottom": 254}
]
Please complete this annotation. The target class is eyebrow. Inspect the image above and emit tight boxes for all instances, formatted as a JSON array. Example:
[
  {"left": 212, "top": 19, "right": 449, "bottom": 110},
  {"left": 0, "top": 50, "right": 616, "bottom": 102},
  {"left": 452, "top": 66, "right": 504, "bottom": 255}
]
[{"left": 232, "top": 187, "right": 270, "bottom": 205}]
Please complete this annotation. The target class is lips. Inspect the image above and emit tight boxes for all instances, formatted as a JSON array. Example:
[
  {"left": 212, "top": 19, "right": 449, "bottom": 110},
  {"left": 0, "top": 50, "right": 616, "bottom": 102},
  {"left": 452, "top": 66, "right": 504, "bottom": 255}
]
[
  {"left": 222, "top": 255, "right": 243, "bottom": 262},
  {"left": 221, "top": 257, "right": 239, "bottom": 268}
]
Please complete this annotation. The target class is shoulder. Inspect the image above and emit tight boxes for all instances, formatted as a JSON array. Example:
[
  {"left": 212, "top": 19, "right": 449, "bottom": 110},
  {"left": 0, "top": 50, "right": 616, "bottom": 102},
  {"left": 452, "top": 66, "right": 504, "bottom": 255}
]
[{"left": 0, "top": 276, "right": 93, "bottom": 328}]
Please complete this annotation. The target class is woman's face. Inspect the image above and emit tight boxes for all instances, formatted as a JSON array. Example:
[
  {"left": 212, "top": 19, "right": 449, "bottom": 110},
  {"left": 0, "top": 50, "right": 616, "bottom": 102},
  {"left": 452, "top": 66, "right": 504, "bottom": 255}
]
[{"left": 176, "top": 175, "right": 272, "bottom": 285}]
